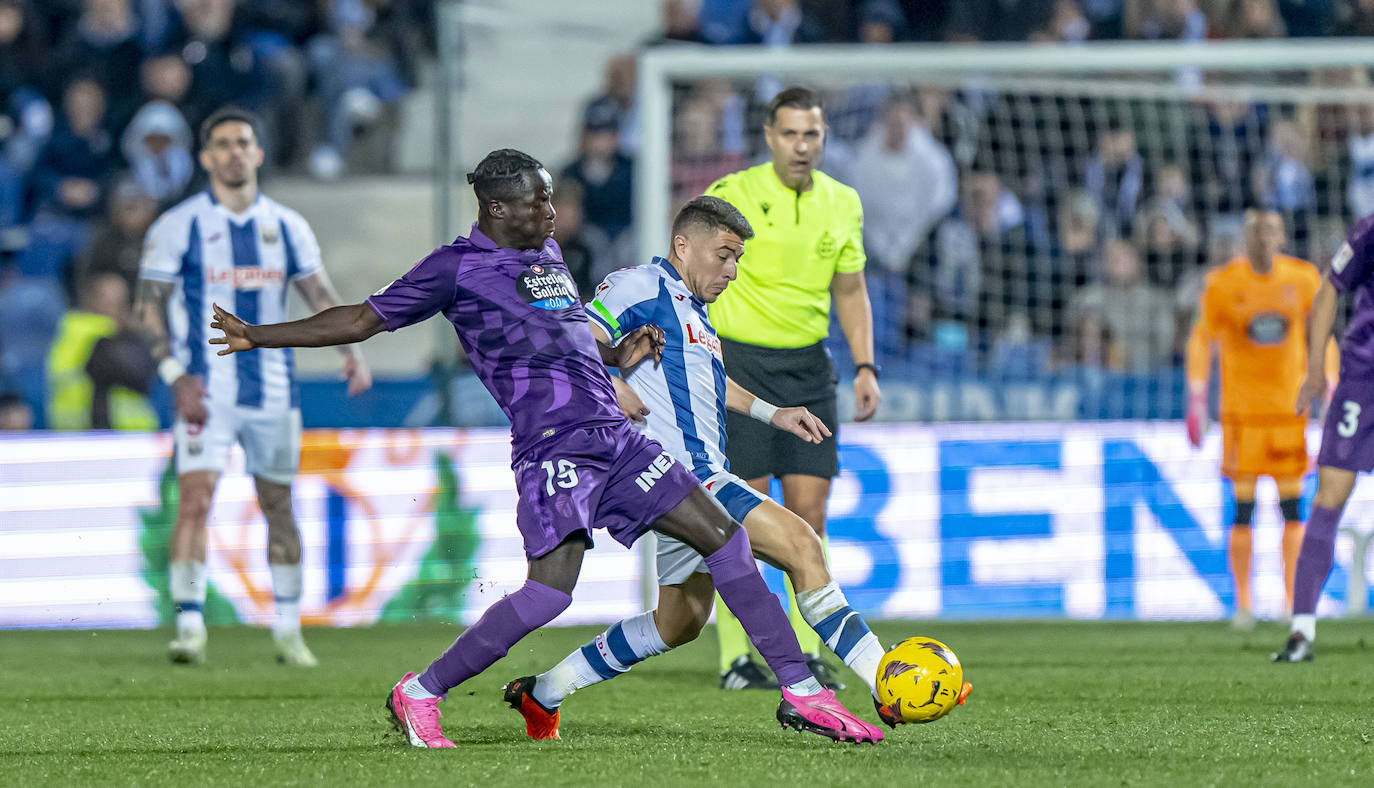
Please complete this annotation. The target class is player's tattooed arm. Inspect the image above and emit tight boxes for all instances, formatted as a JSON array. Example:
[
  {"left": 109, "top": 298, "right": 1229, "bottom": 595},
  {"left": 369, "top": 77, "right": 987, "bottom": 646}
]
[
  {"left": 133, "top": 278, "right": 175, "bottom": 363},
  {"left": 134, "top": 277, "right": 208, "bottom": 425},
  {"left": 293, "top": 270, "right": 372, "bottom": 395}
]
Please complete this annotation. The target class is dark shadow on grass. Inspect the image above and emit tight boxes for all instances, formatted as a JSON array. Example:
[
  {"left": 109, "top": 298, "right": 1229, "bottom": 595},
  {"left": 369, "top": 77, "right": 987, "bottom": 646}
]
[
  {"left": 0, "top": 693, "right": 379, "bottom": 703},
  {"left": 0, "top": 743, "right": 388, "bottom": 758}
]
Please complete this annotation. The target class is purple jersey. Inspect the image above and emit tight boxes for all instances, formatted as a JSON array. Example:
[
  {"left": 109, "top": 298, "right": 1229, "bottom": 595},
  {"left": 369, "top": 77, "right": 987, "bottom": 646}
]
[
  {"left": 366, "top": 225, "right": 623, "bottom": 459},
  {"left": 1330, "top": 214, "right": 1374, "bottom": 379}
]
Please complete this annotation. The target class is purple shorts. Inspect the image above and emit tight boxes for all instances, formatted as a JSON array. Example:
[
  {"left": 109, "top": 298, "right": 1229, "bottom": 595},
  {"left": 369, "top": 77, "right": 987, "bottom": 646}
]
[
  {"left": 1317, "top": 378, "right": 1374, "bottom": 472},
  {"left": 512, "top": 421, "right": 700, "bottom": 559}
]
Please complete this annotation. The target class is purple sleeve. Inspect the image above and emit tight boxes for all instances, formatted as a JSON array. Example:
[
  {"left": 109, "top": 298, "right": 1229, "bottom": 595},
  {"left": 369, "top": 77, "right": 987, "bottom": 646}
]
[
  {"left": 365, "top": 249, "right": 460, "bottom": 331},
  {"left": 1331, "top": 215, "right": 1374, "bottom": 293}
]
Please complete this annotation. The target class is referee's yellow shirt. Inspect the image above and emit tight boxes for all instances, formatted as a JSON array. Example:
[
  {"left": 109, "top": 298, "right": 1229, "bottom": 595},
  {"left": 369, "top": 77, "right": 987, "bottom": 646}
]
[{"left": 705, "top": 163, "right": 866, "bottom": 349}]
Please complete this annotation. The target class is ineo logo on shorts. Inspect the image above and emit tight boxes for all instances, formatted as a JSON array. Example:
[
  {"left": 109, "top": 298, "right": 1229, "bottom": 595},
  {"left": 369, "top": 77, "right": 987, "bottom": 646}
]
[
  {"left": 517, "top": 264, "right": 577, "bottom": 310},
  {"left": 1246, "top": 311, "right": 1290, "bottom": 345},
  {"left": 635, "top": 451, "right": 676, "bottom": 492}
]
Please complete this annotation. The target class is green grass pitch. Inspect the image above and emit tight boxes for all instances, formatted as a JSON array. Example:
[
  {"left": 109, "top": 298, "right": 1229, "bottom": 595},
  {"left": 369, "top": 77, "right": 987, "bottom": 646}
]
[{"left": 2, "top": 620, "right": 1372, "bottom": 786}]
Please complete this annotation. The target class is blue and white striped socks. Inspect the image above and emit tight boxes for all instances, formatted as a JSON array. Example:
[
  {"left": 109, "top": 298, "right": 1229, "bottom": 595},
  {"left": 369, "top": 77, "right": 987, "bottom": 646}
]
[
  {"left": 533, "top": 610, "right": 671, "bottom": 708},
  {"left": 797, "top": 581, "right": 884, "bottom": 696}
]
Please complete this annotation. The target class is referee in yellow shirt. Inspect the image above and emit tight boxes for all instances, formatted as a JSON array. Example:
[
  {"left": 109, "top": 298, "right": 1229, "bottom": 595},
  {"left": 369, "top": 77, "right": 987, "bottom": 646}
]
[{"left": 707, "top": 86, "right": 880, "bottom": 690}]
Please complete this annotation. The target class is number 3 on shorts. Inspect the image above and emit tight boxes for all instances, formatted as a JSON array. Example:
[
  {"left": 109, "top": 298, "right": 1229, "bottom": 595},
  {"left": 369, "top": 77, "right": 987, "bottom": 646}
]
[
  {"left": 541, "top": 459, "right": 579, "bottom": 495},
  {"left": 1338, "top": 400, "right": 1362, "bottom": 438}
]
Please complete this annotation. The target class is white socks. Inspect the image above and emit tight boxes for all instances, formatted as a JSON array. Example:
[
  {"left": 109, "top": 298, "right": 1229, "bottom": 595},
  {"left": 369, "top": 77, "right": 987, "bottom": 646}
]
[
  {"left": 270, "top": 563, "right": 303, "bottom": 639},
  {"left": 170, "top": 561, "right": 305, "bottom": 640},
  {"left": 533, "top": 610, "right": 672, "bottom": 708},
  {"left": 403, "top": 676, "right": 440, "bottom": 700},
  {"left": 1292, "top": 613, "right": 1317, "bottom": 642},
  {"left": 796, "top": 581, "right": 886, "bottom": 695},
  {"left": 783, "top": 677, "right": 825, "bottom": 696},
  {"left": 169, "top": 560, "right": 207, "bottom": 633}
]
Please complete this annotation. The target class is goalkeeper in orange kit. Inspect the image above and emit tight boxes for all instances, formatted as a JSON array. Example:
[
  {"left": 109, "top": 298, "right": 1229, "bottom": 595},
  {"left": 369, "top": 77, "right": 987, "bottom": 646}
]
[{"left": 1186, "top": 209, "right": 1335, "bottom": 628}]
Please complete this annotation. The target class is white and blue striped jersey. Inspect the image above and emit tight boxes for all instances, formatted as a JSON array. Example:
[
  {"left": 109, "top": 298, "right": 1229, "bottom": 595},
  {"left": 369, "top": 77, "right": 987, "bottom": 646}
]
[
  {"left": 587, "top": 257, "right": 728, "bottom": 480},
  {"left": 138, "top": 191, "right": 323, "bottom": 412}
]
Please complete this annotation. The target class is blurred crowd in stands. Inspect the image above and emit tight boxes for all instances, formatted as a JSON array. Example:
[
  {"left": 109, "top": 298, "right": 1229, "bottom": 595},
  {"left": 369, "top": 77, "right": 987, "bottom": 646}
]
[
  {"left": 555, "top": 0, "right": 1374, "bottom": 387},
  {"left": 0, "top": 0, "right": 432, "bottom": 428},
  {"left": 7, "top": 0, "right": 1374, "bottom": 430}
]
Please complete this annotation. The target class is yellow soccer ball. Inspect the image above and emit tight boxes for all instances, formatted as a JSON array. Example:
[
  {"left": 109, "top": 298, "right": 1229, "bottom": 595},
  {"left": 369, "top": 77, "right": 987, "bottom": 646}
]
[{"left": 875, "top": 636, "right": 968, "bottom": 724}]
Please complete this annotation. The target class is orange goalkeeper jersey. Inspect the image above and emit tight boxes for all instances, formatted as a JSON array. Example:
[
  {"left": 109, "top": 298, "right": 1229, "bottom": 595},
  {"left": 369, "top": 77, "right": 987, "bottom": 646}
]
[{"left": 1186, "top": 255, "right": 1327, "bottom": 422}]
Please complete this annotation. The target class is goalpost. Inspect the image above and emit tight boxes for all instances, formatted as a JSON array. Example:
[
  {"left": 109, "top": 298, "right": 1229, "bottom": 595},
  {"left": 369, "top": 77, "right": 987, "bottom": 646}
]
[
  {"left": 635, "top": 40, "right": 1374, "bottom": 611},
  {"left": 637, "top": 41, "right": 1374, "bottom": 403},
  {"left": 638, "top": 39, "right": 1374, "bottom": 265}
]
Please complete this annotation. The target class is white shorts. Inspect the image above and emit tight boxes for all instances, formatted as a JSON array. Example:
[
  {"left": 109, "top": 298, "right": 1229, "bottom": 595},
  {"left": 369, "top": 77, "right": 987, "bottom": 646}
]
[
  {"left": 174, "top": 402, "right": 302, "bottom": 484},
  {"left": 656, "top": 469, "right": 769, "bottom": 587}
]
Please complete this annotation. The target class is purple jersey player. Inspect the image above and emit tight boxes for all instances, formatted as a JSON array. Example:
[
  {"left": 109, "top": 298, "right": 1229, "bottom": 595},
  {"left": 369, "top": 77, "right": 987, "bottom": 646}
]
[
  {"left": 208, "top": 149, "right": 882, "bottom": 745},
  {"left": 1275, "top": 214, "right": 1374, "bottom": 663}
]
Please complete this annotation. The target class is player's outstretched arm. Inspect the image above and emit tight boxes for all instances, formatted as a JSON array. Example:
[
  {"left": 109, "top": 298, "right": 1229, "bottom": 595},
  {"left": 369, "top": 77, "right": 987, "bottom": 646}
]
[
  {"left": 724, "top": 376, "right": 830, "bottom": 444},
  {"left": 294, "top": 270, "right": 372, "bottom": 396},
  {"left": 210, "top": 302, "right": 383, "bottom": 355}
]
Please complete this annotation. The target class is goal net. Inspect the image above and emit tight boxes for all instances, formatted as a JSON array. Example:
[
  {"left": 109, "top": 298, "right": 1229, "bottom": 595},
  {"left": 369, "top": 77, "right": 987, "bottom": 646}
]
[{"left": 636, "top": 41, "right": 1374, "bottom": 422}]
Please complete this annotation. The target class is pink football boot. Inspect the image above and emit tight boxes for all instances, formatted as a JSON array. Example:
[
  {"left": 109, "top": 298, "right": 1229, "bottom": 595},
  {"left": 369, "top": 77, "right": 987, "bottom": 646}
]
[
  {"left": 386, "top": 672, "right": 457, "bottom": 748},
  {"left": 777, "top": 687, "right": 885, "bottom": 744}
]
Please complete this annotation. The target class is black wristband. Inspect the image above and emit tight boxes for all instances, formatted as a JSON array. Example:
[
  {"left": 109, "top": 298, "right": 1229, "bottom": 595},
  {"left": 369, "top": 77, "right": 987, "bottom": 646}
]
[{"left": 854, "top": 363, "right": 879, "bottom": 379}]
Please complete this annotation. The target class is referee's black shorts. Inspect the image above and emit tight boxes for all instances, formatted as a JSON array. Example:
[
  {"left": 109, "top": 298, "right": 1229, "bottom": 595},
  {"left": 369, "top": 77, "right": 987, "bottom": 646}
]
[{"left": 721, "top": 337, "right": 839, "bottom": 480}]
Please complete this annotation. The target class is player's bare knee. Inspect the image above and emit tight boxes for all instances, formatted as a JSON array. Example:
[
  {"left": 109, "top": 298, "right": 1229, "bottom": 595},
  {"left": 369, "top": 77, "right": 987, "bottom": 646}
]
[
  {"left": 782, "top": 519, "right": 826, "bottom": 577},
  {"left": 527, "top": 534, "right": 587, "bottom": 594},
  {"left": 790, "top": 503, "right": 827, "bottom": 536},
  {"left": 655, "top": 606, "right": 707, "bottom": 648},
  {"left": 175, "top": 488, "right": 213, "bottom": 527},
  {"left": 661, "top": 489, "right": 738, "bottom": 556},
  {"left": 1314, "top": 467, "right": 1357, "bottom": 509}
]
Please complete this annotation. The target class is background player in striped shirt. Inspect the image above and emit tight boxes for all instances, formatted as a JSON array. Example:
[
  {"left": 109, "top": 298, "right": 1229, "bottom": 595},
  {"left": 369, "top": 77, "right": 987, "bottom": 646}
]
[
  {"left": 1185, "top": 209, "right": 1329, "bottom": 629},
  {"left": 503, "top": 196, "right": 905, "bottom": 737},
  {"left": 134, "top": 107, "right": 371, "bottom": 667}
]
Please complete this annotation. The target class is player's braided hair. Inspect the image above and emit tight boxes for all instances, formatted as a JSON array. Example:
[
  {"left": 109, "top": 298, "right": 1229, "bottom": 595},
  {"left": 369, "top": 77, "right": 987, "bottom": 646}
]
[
  {"left": 672, "top": 195, "right": 754, "bottom": 242},
  {"left": 467, "top": 148, "right": 544, "bottom": 204}
]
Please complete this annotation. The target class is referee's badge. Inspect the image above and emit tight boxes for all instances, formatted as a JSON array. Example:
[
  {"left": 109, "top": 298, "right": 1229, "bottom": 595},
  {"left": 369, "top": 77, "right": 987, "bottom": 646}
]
[{"left": 816, "top": 231, "right": 837, "bottom": 258}]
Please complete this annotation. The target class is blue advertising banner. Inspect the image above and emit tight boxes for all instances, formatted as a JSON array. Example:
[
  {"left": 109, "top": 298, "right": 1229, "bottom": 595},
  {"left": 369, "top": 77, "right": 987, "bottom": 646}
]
[{"left": 2, "top": 422, "right": 1369, "bottom": 629}]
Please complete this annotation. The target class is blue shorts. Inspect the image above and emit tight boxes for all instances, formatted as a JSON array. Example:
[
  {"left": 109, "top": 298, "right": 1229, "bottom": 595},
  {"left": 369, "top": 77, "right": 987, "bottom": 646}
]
[{"left": 654, "top": 469, "right": 768, "bottom": 586}]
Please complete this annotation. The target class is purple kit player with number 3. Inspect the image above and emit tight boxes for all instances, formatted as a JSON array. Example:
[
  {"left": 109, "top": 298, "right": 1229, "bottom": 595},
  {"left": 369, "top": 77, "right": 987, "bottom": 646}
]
[
  {"left": 1276, "top": 214, "right": 1374, "bottom": 663},
  {"left": 207, "top": 149, "right": 882, "bottom": 746}
]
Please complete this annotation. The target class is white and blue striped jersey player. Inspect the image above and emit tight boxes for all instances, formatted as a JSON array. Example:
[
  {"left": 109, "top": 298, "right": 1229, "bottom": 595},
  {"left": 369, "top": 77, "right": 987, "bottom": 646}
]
[
  {"left": 586, "top": 256, "right": 770, "bottom": 585},
  {"left": 139, "top": 191, "right": 322, "bottom": 482}
]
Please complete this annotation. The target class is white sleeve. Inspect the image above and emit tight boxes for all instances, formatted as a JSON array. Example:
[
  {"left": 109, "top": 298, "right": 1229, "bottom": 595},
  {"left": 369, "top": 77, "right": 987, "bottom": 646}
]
[
  {"left": 137, "top": 213, "right": 187, "bottom": 283},
  {"left": 586, "top": 266, "right": 661, "bottom": 346},
  {"left": 281, "top": 210, "right": 324, "bottom": 281}
]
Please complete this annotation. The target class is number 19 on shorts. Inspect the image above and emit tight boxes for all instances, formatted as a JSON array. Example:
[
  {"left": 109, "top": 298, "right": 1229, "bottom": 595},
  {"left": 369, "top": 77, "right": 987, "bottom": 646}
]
[{"left": 541, "top": 459, "right": 579, "bottom": 495}]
